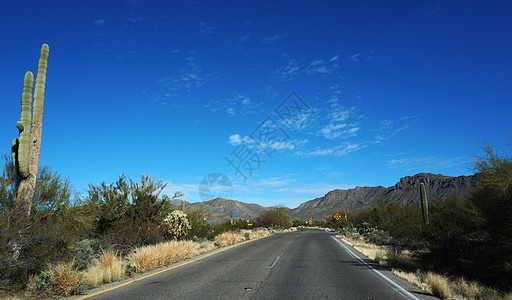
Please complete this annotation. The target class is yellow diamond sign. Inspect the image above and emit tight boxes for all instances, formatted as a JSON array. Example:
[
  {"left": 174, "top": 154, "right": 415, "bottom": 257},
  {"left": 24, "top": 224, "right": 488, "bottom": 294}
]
[{"left": 334, "top": 213, "right": 341, "bottom": 221}]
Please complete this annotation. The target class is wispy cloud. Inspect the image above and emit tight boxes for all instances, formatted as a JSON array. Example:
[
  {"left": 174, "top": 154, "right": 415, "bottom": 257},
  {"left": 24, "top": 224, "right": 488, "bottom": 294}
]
[
  {"left": 146, "top": 53, "right": 213, "bottom": 105},
  {"left": 196, "top": 22, "right": 218, "bottom": 34},
  {"left": 306, "top": 57, "right": 340, "bottom": 75},
  {"left": 319, "top": 123, "right": 359, "bottom": 139},
  {"left": 350, "top": 53, "right": 361, "bottom": 62},
  {"left": 374, "top": 115, "right": 419, "bottom": 143},
  {"left": 387, "top": 155, "right": 469, "bottom": 170},
  {"left": 261, "top": 32, "right": 289, "bottom": 44},
  {"left": 294, "top": 143, "right": 363, "bottom": 157},
  {"left": 127, "top": 16, "right": 143, "bottom": 23},
  {"left": 228, "top": 134, "right": 307, "bottom": 152},
  {"left": 94, "top": 19, "right": 105, "bottom": 25},
  {"left": 306, "top": 60, "right": 333, "bottom": 74},
  {"left": 276, "top": 59, "right": 300, "bottom": 81}
]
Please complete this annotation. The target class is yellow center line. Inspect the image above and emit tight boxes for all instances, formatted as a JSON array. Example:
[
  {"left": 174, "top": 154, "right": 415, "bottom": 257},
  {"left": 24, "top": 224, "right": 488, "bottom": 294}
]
[{"left": 76, "top": 238, "right": 258, "bottom": 299}]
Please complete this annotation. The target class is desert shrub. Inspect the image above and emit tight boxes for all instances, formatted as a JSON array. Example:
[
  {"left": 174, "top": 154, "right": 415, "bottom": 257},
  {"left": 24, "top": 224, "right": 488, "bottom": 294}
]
[
  {"left": 84, "top": 250, "right": 126, "bottom": 288},
  {"left": 127, "top": 240, "right": 197, "bottom": 273},
  {"left": 254, "top": 206, "right": 292, "bottom": 229},
  {"left": 210, "top": 220, "right": 234, "bottom": 235},
  {"left": 214, "top": 232, "right": 243, "bottom": 247},
  {"left": 325, "top": 211, "right": 351, "bottom": 229},
  {"left": 422, "top": 197, "right": 483, "bottom": 270},
  {"left": 84, "top": 174, "right": 181, "bottom": 249},
  {"left": 185, "top": 208, "right": 212, "bottom": 239},
  {"left": 466, "top": 146, "right": 512, "bottom": 289},
  {"left": 26, "top": 261, "right": 85, "bottom": 298},
  {"left": 162, "top": 210, "right": 191, "bottom": 240},
  {"left": 368, "top": 199, "right": 424, "bottom": 249},
  {"left": 0, "top": 159, "right": 83, "bottom": 287}
]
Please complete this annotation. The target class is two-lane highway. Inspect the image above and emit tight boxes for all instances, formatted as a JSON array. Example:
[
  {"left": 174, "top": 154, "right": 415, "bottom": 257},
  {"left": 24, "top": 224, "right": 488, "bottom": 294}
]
[{"left": 76, "top": 229, "right": 435, "bottom": 299}]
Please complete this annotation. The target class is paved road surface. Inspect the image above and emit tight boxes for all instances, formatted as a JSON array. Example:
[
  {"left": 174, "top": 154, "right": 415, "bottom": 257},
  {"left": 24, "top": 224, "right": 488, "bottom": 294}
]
[{"left": 76, "top": 229, "right": 436, "bottom": 299}]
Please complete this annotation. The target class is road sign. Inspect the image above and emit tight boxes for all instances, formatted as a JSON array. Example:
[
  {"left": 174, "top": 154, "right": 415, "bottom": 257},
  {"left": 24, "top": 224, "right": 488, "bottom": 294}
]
[
  {"left": 334, "top": 213, "right": 341, "bottom": 221},
  {"left": 230, "top": 209, "right": 236, "bottom": 218},
  {"left": 308, "top": 220, "right": 312, "bottom": 225},
  {"left": 203, "top": 216, "right": 207, "bottom": 222}
]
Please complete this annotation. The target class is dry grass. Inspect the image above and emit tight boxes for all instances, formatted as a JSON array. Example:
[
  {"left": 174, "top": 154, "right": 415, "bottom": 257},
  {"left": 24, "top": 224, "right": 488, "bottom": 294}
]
[
  {"left": 338, "top": 235, "right": 387, "bottom": 262},
  {"left": 47, "top": 260, "right": 82, "bottom": 297},
  {"left": 253, "top": 229, "right": 270, "bottom": 237},
  {"left": 127, "top": 240, "right": 198, "bottom": 273},
  {"left": 214, "top": 232, "right": 244, "bottom": 247},
  {"left": 338, "top": 233, "right": 512, "bottom": 299},
  {"left": 193, "top": 240, "right": 218, "bottom": 255},
  {"left": 84, "top": 250, "right": 126, "bottom": 288},
  {"left": 427, "top": 272, "right": 452, "bottom": 299}
]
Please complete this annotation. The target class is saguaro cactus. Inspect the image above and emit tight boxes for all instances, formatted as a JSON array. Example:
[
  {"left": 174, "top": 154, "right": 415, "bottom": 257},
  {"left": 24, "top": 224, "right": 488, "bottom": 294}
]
[
  {"left": 11, "top": 44, "right": 49, "bottom": 218},
  {"left": 420, "top": 182, "right": 429, "bottom": 225}
]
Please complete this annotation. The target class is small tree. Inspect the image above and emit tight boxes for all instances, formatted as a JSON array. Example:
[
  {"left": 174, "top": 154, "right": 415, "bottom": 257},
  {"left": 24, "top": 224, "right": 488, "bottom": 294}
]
[{"left": 467, "top": 146, "right": 512, "bottom": 288}]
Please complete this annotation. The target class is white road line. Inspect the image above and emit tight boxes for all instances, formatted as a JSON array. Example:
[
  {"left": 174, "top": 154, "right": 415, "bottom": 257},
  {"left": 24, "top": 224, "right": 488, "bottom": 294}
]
[
  {"left": 268, "top": 256, "right": 279, "bottom": 268},
  {"left": 331, "top": 235, "right": 420, "bottom": 300}
]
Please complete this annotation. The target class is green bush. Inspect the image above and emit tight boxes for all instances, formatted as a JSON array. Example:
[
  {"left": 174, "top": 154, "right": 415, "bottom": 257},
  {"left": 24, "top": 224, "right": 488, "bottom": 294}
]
[
  {"left": 185, "top": 208, "right": 212, "bottom": 239},
  {"left": 368, "top": 199, "right": 424, "bottom": 249},
  {"left": 466, "top": 146, "right": 512, "bottom": 289},
  {"left": 254, "top": 206, "right": 292, "bottom": 229}
]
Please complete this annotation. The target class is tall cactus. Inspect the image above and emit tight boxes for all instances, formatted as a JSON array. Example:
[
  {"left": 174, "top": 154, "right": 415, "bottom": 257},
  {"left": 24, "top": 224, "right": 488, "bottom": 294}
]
[
  {"left": 420, "top": 182, "right": 429, "bottom": 225},
  {"left": 11, "top": 44, "right": 49, "bottom": 218}
]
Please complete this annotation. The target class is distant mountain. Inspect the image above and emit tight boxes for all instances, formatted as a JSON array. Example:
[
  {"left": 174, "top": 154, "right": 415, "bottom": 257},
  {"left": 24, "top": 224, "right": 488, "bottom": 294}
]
[
  {"left": 170, "top": 198, "right": 269, "bottom": 222},
  {"left": 170, "top": 173, "right": 478, "bottom": 222},
  {"left": 289, "top": 173, "right": 477, "bottom": 219}
]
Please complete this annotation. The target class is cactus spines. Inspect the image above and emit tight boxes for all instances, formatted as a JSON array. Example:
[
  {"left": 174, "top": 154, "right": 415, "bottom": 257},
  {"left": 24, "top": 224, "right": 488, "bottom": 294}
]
[
  {"left": 12, "top": 44, "right": 49, "bottom": 218},
  {"left": 420, "top": 182, "right": 429, "bottom": 225},
  {"left": 163, "top": 210, "right": 191, "bottom": 240}
]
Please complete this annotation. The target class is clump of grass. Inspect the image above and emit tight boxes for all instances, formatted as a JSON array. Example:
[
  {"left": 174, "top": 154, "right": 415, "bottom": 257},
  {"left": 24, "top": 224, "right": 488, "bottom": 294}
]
[
  {"left": 253, "top": 229, "right": 270, "bottom": 237},
  {"left": 214, "top": 232, "right": 244, "bottom": 247},
  {"left": 127, "top": 240, "right": 198, "bottom": 273},
  {"left": 193, "top": 240, "right": 218, "bottom": 255},
  {"left": 26, "top": 260, "right": 85, "bottom": 298},
  {"left": 84, "top": 250, "right": 126, "bottom": 288},
  {"left": 426, "top": 272, "right": 452, "bottom": 299}
]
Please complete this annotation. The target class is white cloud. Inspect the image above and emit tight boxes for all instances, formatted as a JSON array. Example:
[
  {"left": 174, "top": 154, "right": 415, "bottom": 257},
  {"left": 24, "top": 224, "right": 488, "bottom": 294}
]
[
  {"left": 374, "top": 115, "right": 419, "bottom": 143},
  {"left": 350, "top": 53, "right": 361, "bottom": 62},
  {"left": 387, "top": 155, "right": 468, "bottom": 170},
  {"left": 228, "top": 134, "right": 307, "bottom": 152},
  {"left": 295, "top": 143, "right": 363, "bottom": 157},
  {"left": 196, "top": 22, "right": 218, "bottom": 34},
  {"left": 94, "top": 19, "right": 105, "bottom": 25},
  {"left": 226, "top": 107, "right": 235, "bottom": 115},
  {"left": 276, "top": 59, "right": 300, "bottom": 81},
  {"left": 319, "top": 123, "right": 359, "bottom": 139},
  {"left": 228, "top": 134, "right": 251, "bottom": 146},
  {"left": 261, "top": 32, "right": 289, "bottom": 44}
]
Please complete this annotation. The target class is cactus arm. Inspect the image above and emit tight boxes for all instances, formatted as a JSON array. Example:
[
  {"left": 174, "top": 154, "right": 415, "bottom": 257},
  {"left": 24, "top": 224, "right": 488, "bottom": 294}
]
[
  {"left": 17, "top": 71, "right": 34, "bottom": 178},
  {"left": 29, "top": 44, "right": 49, "bottom": 176},
  {"left": 11, "top": 138, "right": 19, "bottom": 171},
  {"left": 420, "top": 182, "right": 429, "bottom": 225}
]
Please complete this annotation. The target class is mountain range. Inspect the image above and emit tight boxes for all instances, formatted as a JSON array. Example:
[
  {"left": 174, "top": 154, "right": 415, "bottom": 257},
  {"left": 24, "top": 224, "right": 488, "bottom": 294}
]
[{"left": 174, "top": 173, "right": 478, "bottom": 221}]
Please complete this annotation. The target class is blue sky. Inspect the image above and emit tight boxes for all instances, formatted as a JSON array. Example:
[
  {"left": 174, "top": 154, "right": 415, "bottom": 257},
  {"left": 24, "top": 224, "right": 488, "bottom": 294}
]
[{"left": 1, "top": 0, "right": 511, "bottom": 209}]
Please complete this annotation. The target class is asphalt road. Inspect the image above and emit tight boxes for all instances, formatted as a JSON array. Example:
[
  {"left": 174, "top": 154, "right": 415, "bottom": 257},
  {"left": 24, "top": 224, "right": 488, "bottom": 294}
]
[{"left": 76, "top": 229, "right": 437, "bottom": 300}]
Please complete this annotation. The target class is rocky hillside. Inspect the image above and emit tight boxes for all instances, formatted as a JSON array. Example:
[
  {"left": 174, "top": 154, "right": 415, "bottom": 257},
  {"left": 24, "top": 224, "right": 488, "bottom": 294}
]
[
  {"left": 170, "top": 173, "right": 477, "bottom": 221},
  {"left": 289, "top": 173, "right": 477, "bottom": 219}
]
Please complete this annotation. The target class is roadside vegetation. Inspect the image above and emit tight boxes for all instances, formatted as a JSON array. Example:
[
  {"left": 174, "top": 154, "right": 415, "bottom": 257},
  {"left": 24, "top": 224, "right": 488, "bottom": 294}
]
[
  {"left": 0, "top": 156, "right": 284, "bottom": 299},
  {"left": 317, "top": 146, "right": 512, "bottom": 299}
]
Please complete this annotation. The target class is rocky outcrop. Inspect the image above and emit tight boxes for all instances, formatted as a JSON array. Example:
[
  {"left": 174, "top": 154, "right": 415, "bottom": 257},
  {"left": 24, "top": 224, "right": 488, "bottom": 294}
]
[{"left": 289, "top": 173, "right": 477, "bottom": 219}]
